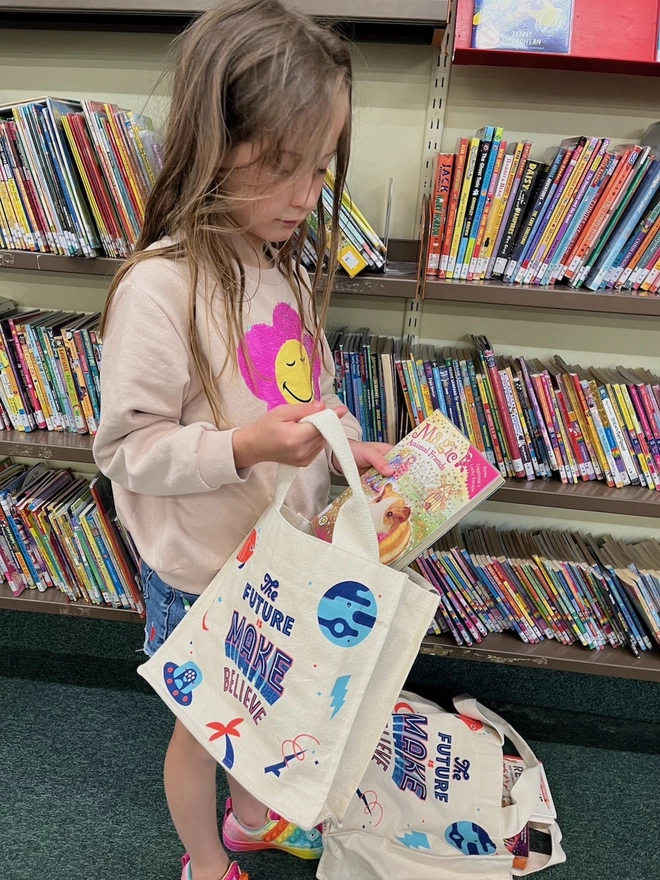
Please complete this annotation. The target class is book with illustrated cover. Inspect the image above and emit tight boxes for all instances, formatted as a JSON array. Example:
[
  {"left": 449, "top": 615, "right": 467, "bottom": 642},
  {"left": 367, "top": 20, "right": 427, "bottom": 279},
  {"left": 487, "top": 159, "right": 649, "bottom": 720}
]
[
  {"left": 312, "top": 409, "right": 504, "bottom": 570},
  {"left": 472, "top": 0, "right": 574, "bottom": 55}
]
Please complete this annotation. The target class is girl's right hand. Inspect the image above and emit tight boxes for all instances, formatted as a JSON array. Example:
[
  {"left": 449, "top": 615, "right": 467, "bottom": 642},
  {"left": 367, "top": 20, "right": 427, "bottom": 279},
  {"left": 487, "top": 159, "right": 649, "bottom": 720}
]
[{"left": 232, "top": 400, "right": 348, "bottom": 469}]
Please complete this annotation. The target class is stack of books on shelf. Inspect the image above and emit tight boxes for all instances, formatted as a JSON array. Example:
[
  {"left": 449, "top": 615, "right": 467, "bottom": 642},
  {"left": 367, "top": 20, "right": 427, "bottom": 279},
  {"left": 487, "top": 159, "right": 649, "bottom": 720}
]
[
  {"left": 0, "top": 301, "right": 101, "bottom": 435},
  {"left": 425, "top": 122, "right": 660, "bottom": 293},
  {"left": 415, "top": 524, "right": 660, "bottom": 655},
  {"left": 0, "top": 461, "right": 142, "bottom": 613},
  {"left": 303, "top": 171, "right": 387, "bottom": 277},
  {"left": 0, "top": 97, "right": 162, "bottom": 259},
  {"left": 0, "top": 98, "right": 386, "bottom": 276},
  {"left": 328, "top": 328, "right": 660, "bottom": 492}
]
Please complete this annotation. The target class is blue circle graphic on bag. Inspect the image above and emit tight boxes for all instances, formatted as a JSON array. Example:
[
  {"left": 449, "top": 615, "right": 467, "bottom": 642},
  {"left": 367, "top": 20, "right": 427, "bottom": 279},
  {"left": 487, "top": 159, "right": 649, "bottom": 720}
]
[
  {"left": 445, "top": 822, "right": 496, "bottom": 856},
  {"left": 317, "top": 581, "right": 377, "bottom": 647}
]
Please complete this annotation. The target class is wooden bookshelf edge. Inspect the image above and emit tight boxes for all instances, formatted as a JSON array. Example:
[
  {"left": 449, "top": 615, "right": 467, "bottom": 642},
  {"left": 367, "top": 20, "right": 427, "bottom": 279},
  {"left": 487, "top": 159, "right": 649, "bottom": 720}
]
[
  {"left": 0, "top": 583, "right": 141, "bottom": 621},
  {"left": 4, "top": 249, "right": 660, "bottom": 316},
  {"left": 0, "top": 430, "right": 95, "bottom": 463},
  {"left": 3, "top": 586, "right": 657, "bottom": 680},
  {"left": 420, "top": 635, "right": 660, "bottom": 682}
]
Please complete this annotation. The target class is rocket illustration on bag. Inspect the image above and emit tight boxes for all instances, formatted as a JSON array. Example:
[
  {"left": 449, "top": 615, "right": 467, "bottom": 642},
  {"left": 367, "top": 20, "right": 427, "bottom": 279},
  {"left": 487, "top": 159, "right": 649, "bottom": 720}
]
[{"left": 236, "top": 528, "right": 258, "bottom": 569}]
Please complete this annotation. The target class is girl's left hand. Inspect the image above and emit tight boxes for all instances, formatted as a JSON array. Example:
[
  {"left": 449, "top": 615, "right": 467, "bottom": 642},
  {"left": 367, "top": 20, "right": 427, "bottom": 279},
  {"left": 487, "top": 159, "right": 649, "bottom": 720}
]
[{"left": 345, "top": 439, "right": 394, "bottom": 477}]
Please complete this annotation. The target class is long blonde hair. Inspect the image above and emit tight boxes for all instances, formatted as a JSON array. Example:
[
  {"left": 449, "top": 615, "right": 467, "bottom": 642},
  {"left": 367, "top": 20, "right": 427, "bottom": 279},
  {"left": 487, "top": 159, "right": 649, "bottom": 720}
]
[{"left": 101, "top": 0, "right": 352, "bottom": 426}]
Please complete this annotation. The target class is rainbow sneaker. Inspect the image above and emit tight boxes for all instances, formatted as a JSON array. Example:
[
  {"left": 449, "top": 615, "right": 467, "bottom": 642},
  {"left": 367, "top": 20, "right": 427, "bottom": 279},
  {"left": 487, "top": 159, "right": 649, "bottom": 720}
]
[
  {"left": 181, "top": 853, "right": 248, "bottom": 880},
  {"left": 222, "top": 798, "right": 323, "bottom": 860}
]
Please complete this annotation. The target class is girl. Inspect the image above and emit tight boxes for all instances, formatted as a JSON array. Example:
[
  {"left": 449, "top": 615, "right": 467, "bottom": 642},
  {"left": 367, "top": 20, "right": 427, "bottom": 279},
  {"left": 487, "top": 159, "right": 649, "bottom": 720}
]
[{"left": 93, "top": 2, "right": 392, "bottom": 879}]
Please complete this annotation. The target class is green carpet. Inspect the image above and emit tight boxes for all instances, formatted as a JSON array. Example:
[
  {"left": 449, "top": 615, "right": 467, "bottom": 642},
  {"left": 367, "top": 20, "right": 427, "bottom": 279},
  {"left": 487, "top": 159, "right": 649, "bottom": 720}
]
[{"left": 1, "top": 612, "right": 659, "bottom": 880}]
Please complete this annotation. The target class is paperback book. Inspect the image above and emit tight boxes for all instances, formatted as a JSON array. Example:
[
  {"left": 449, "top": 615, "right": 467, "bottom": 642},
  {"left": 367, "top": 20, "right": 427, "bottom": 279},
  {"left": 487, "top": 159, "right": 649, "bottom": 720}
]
[{"left": 312, "top": 409, "right": 504, "bottom": 570}]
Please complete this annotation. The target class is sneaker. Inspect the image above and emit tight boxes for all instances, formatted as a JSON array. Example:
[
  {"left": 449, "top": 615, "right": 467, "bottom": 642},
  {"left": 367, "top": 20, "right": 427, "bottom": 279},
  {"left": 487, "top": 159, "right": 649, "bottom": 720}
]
[
  {"left": 181, "top": 853, "right": 248, "bottom": 880},
  {"left": 222, "top": 798, "right": 323, "bottom": 860}
]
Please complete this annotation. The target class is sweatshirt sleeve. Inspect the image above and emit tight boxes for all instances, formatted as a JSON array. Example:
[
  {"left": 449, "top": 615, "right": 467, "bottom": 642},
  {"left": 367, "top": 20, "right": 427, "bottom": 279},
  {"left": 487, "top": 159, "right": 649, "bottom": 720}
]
[
  {"left": 94, "top": 279, "right": 250, "bottom": 497},
  {"left": 319, "top": 332, "right": 362, "bottom": 475}
]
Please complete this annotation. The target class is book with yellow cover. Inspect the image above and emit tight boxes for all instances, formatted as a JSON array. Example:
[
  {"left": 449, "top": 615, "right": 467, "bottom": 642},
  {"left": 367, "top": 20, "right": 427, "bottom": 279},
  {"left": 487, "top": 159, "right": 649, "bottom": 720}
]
[{"left": 312, "top": 409, "right": 504, "bottom": 570}]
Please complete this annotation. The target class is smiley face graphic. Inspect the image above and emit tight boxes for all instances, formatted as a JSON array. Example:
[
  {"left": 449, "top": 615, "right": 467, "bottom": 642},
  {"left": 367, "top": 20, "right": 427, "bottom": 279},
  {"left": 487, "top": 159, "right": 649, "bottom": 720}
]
[
  {"left": 238, "top": 303, "right": 321, "bottom": 409},
  {"left": 275, "top": 339, "right": 314, "bottom": 404}
]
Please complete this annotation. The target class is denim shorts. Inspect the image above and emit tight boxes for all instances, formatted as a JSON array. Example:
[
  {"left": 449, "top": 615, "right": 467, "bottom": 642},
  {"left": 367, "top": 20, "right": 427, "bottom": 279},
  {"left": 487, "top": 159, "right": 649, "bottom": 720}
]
[{"left": 141, "top": 563, "right": 200, "bottom": 657}]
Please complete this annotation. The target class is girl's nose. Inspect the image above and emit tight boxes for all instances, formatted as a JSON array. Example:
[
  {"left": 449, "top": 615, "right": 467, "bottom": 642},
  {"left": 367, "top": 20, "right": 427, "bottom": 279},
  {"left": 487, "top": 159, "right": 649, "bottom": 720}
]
[{"left": 290, "top": 176, "right": 319, "bottom": 213}]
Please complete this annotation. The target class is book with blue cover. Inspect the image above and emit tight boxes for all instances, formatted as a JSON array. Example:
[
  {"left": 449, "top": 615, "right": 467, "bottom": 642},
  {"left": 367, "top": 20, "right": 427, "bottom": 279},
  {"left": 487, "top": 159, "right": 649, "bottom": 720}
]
[{"left": 472, "top": 0, "right": 574, "bottom": 54}]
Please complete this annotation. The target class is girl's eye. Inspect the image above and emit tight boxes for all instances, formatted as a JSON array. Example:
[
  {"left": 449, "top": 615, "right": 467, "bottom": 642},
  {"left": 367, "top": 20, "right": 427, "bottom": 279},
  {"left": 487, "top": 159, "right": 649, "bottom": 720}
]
[{"left": 317, "top": 167, "right": 328, "bottom": 176}]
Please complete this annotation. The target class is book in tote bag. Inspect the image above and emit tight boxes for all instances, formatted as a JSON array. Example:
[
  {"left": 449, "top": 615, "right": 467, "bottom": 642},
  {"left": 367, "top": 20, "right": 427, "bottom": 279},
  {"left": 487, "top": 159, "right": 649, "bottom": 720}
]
[
  {"left": 319, "top": 692, "right": 566, "bottom": 880},
  {"left": 138, "top": 409, "right": 439, "bottom": 829}
]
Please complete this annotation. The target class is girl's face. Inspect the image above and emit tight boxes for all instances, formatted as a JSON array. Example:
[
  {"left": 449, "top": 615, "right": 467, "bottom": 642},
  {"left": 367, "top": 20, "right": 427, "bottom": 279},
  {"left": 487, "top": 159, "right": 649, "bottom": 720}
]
[{"left": 224, "top": 92, "right": 349, "bottom": 244}]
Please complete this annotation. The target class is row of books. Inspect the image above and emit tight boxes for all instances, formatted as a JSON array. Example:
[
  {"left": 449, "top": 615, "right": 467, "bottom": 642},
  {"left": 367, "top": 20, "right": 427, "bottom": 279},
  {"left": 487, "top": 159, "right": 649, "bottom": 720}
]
[
  {"left": 303, "top": 172, "right": 387, "bottom": 277},
  {"left": 0, "top": 97, "right": 162, "bottom": 259},
  {"left": 0, "top": 299, "right": 101, "bottom": 434},
  {"left": 328, "top": 328, "right": 660, "bottom": 491},
  {"left": 425, "top": 122, "right": 660, "bottom": 293},
  {"left": 0, "top": 460, "right": 142, "bottom": 613},
  {"left": 415, "top": 524, "right": 660, "bottom": 656}
]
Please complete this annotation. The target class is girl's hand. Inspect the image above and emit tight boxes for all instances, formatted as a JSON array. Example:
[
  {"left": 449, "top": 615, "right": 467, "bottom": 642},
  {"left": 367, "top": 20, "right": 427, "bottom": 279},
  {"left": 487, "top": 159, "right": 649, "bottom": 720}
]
[
  {"left": 335, "top": 439, "right": 394, "bottom": 477},
  {"left": 232, "top": 401, "right": 349, "bottom": 469}
]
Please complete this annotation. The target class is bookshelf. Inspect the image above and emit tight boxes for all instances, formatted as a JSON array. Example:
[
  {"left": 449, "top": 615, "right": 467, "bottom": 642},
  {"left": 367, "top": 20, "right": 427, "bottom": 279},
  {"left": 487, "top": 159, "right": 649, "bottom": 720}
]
[
  {"left": 1, "top": 4, "right": 660, "bottom": 685},
  {"left": 454, "top": 0, "right": 660, "bottom": 79},
  {"left": 0, "top": 582, "right": 139, "bottom": 620},
  {"left": 2, "top": 582, "right": 658, "bottom": 681},
  {"left": 7, "top": 248, "right": 660, "bottom": 318}
]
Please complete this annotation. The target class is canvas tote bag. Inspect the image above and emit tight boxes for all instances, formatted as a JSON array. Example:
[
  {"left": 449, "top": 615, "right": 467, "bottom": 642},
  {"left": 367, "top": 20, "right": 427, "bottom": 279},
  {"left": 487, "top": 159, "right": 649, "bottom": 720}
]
[
  {"left": 318, "top": 691, "right": 566, "bottom": 880},
  {"left": 138, "top": 409, "right": 439, "bottom": 829}
]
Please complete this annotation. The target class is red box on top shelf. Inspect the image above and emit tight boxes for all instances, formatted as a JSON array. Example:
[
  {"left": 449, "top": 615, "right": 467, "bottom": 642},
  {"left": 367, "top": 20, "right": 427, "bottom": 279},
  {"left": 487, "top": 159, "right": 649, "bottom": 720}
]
[{"left": 455, "top": 0, "right": 660, "bottom": 78}]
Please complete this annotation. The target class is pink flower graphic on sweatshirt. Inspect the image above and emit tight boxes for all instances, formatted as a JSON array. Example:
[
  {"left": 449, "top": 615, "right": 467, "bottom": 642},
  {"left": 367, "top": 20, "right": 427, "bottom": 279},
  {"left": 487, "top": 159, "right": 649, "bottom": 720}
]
[{"left": 238, "top": 302, "right": 321, "bottom": 409}]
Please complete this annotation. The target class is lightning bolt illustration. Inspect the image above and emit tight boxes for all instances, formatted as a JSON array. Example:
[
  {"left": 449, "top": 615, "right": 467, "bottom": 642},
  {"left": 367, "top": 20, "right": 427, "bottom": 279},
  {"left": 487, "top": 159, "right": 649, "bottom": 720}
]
[
  {"left": 396, "top": 832, "right": 430, "bottom": 851},
  {"left": 329, "top": 675, "right": 351, "bottom": 719}
]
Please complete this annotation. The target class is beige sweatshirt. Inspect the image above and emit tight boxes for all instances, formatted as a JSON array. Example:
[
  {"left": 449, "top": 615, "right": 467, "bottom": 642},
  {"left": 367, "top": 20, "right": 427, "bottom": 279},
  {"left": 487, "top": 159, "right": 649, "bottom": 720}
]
[{"left": 93, "top": 241, "right": 361, "bottom": 594}]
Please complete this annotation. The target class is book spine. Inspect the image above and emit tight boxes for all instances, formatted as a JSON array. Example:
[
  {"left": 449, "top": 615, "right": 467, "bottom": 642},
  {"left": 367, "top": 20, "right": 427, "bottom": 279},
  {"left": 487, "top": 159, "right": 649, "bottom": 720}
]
[
  {"left": 447, "top": 137, "right": 480, "bottom": 280},
  {"left": 9, "top": 320, "right": 48, "bottom": 430},
  {"left": 456, "top": 132, "right": 493, "bottom": 280},
  {"left": 493, "top": 159, "right": 541, "bottom": 278},
  {"left": 426, "top": 154, "right": 454, "bottom": 276},
  {"left": 462, "top": 127, "right": 503, "bottom": 279},
  {"left": 479, "top": 151, "right": 514, "bottom": 280},
  {"left": 486, "top": 143, "right": 527, "bottom": 279},
  {"left": 500, "top": 367, "right": 534, "bottom": 479},
  {"left": 439, "top": 139, "right": 469, "bottom": 280},
  {"left": 469, "top": 139, "right": 506, "bottom": 281},
  {"left": 482, "top": 349, "right": 524, "bottom": 477}
]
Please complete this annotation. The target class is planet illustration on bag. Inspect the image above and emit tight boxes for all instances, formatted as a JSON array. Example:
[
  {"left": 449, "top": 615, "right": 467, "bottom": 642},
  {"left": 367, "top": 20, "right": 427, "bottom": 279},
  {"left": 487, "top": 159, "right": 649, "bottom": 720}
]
[
  {"left": 445, "top": 821, "right": 496, "bottom": 856},
  {"left": 317, "top": 580, "right": 377, "bottom": 647}
]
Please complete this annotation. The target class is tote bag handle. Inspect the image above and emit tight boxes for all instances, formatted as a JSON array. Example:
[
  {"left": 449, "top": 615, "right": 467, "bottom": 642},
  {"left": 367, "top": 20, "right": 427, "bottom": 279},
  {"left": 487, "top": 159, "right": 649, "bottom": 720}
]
[
  {"left": 273, "top": 408, "right": 380, "bottom": 562},
  {"left": 453, "top": 695, "right": 542, "bottom": 841}
]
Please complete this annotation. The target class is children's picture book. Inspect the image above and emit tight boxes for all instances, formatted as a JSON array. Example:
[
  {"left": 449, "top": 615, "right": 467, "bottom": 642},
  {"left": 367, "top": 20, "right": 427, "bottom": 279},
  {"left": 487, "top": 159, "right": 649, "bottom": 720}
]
[
  {"left": 472, "top": 0, "right": 574, "bottom": 55},
  {"left": 312, "top": 409, "right": 504, "bottom": 570}
]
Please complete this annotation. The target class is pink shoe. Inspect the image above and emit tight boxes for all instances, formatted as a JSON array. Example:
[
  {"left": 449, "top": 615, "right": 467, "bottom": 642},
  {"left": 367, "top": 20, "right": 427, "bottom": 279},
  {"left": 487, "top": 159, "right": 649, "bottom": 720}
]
[
  {"left": 222, "top": 798, "right": 323, "bottom": 860},
  {"left": 181, "top": 853, "right": 248, "bottom": 880}
]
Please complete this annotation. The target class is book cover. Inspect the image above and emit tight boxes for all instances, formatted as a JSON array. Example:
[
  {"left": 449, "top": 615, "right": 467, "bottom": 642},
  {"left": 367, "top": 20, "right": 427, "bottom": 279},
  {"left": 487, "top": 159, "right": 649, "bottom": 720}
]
[
  {"left": 312, "top": 409, "right": 504, "bottom": 570},
  {"left": 472, "top": 0, "right": 574, "bottom": 54}
]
